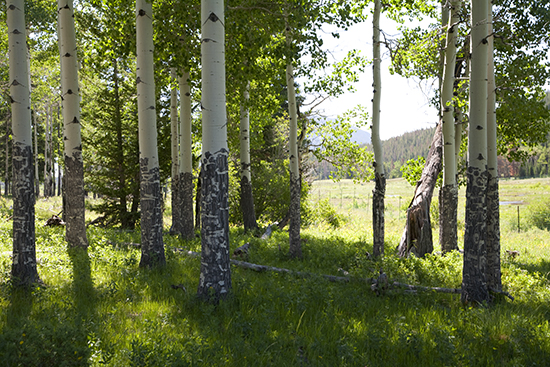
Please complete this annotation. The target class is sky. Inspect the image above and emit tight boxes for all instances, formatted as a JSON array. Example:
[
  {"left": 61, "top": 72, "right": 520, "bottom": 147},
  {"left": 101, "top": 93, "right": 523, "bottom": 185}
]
[{"left": 307, "top": 16, "right": 440, "bottom": 140}]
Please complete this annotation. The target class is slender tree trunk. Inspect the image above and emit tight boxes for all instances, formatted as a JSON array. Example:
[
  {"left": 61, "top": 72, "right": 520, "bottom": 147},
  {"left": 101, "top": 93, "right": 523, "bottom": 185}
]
[
  {"left": 371, "top": 0, "right": 385, "bottom": 257},
  {"left": 198, "top": 0, "right": 231, "bottom": 302},
  {"left": 169, "top": 68, "right": 181, "bottom": 235},
  {"left": 5, "top": 117, "right": 10, "bottom": 196},
  {"left": 8, "top": 0, "right": 39, "bottom": 286},
  {"left": 462, "top": 0, "right": 490, "bottom": 305},
  {"left": 398, "top": 122, "right": 443, "bottom": 257},
  {"left": 136, "top": 0, "right": 165, "bottom": 268},
  {"left": 178, "top": 71, "right": 195, "bottom": 240},
  {"left": 58, "top": 0, "right": 87, "bottom": 248},
  {"left": 486, "top": 1, "right": 501, "bottom": 293},
  {"left": 285, "top": 23, "right": 302, "bottom": 259},
  {"left": 239, "top": 82, "right": 257, "bottom": 232},
  {"left": 439, "top": 0, "right": 461, "bottom": 253},
  {"left": 33, "top": 111, "right": 39, "bottom": 197},
  {"left": 43, "top": 111, "right": 50, "bottom": 197}
]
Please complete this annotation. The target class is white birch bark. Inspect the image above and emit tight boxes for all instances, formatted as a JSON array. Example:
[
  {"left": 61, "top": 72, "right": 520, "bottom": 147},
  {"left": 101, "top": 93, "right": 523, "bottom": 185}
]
[
  {"left": 178, "top": 71, "right": 195, "bottom": 239},
  {"left": 136, "top": 0, "right": 165, "bottom": 267},
  {"left": 486, "top": 1, "right": 501, "bottom": 293},
  {"left": 462, "top": 0, "right": 490, "bottom": 304},
  {"left": 198, "top": 0, "right": 232, "bottom": 301},
  {"left": 371, "top": 0, "right": 386, "bottom": 257},
  {"left": 58, "top": 0, "right": 88, "bottom": 248},
  {"left": 8, "top": 0, "right": 38, "bottom": 286},
  {"left": 285, "top": 25, "right": 302, "bottom": 259}
]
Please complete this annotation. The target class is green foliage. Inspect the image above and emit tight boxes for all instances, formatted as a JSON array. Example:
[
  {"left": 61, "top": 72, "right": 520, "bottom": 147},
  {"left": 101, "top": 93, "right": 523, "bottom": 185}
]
[
  {"left": 313, "top": 199, "right": 345, "bottom": 228},
  {"left": 526, "top": 198, "right": 550, "bottom": 231},
  {"left": 401, "top": 155, "right": 443, "bottom": 188}
]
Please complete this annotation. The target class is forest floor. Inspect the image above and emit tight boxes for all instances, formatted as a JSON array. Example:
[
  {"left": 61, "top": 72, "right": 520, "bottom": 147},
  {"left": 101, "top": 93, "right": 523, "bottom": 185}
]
[{"left": 0, "top": 177, "right": 550, "bottom": 366}]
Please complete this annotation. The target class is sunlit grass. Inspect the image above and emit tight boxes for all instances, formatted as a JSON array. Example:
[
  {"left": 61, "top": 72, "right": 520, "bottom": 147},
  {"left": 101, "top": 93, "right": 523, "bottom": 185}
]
[{"left": 0, "top": 178, "right": 549, "bottom": 365}]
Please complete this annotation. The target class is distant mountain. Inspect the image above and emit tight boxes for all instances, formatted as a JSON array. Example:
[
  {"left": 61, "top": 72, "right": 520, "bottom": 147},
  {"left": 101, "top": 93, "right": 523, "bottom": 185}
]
[{"left": 351, "top": 129, "right": 371, "bottom": 145}]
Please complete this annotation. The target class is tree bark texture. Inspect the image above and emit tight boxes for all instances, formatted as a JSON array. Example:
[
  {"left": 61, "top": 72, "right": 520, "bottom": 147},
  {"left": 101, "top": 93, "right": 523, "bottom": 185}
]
[
  {"left": 240, "top": 175, "right": 257, "bottom": 231},
  {"left": 285, "top": 27, "right": 301, "bottom": 258},
  {"left": 178, "top": 71, "right": 194, "bottom": 239},
  {"left": 439, "top": 184, "right": 459, "bottom": 253},
  {"left": 136, "top": 0, "right": 165, "bottom": 267},
  {"left": 372, "top": 172, "right": 385, "bottom": 257},
  {"left": 289, "top": 172, "right": 302, "bottom": 258},
  {"left": 179, "top": 171, "right": 195, "bottom": 240},
  {"left": 8, "top": 0, "right": 39, "bottom": 286},
  {"left": 398, "top": 122, "right": 443, "bottom": 257},
  {"left": 371, "top": 0, "right": 385, "bottom": 256},
  {"left": 486, "top": 2, "right": 501, "bottom": 292},
  {"left": 33, "top": 112, "right": 39, "bottom": 197},
  {"left": 462, "top": 0, "right": 490, "bottom": 305},
  {"left": 169, "top": 68, "right": 181, "bottom": 235},
  {"left": 198, "top": 150, "right": 232, "bottom": 301},
  {"left": 239, "top": 84, "right": 257, "bottom": 231},
  {"left": 58, "top": 0, "right": 88, "bottom": 248},
  {"left": 198, "top": 0, "right": 231, "bottom": 301}
]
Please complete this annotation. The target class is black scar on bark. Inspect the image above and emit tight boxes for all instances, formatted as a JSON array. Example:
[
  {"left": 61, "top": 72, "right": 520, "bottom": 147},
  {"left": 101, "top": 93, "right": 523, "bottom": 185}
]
[
  {"left": 208, "top": 12, "right": 219, "bottom": 22},
  {"left": 64, "top": 153, "right": 88, "bottom": 248},
  {"left": 240, "top": 175, "right": 257, "bottom": 232}
]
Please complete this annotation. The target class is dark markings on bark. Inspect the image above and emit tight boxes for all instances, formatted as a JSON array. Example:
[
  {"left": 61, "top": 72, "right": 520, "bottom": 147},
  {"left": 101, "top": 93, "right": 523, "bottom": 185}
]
[
  {"left": 486, "top": 171, "right": 501, "bottom": 292},
  {"left": 170, "top": 174, "right": 180, "bottom": 235},
  {"left": 180, "top": 171, "right": 195, "bottom": 240},
  {"left": 198, "top": 149, "right": 231, "bottom": 302},
  {"left": 195, "top": 168, "right": 202, "bottom": 230},
  {"left": 397, "top": 122, "right": 442, "bottom": 257},
  {"left": 288, "top": 172, "right": 302, "bottom": 258},
  {"left": 138, "top": 162, "right": 165, "bottom": 268},
  {"left": 240, "top": 175, "right": 257, "bottom": 232},
  {"left": 372, "top": 172, "right": 386, "bottom": 257},
  {"left": 64, "top": 153, "right": 88, "bottom": 247},
  {"left": 461, "top": 165, "right": 489, "bottom": 304},
  {"left": 11, "top": 143, "right": 39, "bottom": 286},
  {"left": 439, "top": 184, "right": 458, "bottom": 253}
]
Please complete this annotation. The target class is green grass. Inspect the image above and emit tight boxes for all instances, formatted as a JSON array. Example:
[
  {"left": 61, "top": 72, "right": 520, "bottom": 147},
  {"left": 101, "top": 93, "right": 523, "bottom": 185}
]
[{"left": 1, "top": 178, "right": 550, "bottom": 366}]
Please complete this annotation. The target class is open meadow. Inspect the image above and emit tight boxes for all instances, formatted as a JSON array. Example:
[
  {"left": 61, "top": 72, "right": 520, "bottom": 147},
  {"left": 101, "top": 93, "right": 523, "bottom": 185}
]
[{"left": 1, "top": 177, "right": 550, "bottom": 366}]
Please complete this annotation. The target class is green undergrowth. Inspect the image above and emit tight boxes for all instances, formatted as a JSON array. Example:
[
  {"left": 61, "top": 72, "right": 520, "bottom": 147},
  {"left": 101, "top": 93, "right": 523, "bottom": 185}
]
[{"left": 0, "top": 189, "right": 549, "bottom": 365}]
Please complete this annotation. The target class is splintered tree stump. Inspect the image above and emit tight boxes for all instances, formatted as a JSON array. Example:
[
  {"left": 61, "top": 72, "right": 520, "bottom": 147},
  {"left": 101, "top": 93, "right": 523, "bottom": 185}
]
[{"left": 397, "top": 121, "right": 443, "bottom": 257}]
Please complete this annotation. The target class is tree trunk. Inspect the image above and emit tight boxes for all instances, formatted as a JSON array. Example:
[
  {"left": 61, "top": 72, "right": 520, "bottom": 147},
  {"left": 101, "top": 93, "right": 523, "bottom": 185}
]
[
  {"left": 5, "top": 117, "right": 10, "bottom": 196},
  {"left": 8, "top": 0, "right": 39, "bottom": 286},
  {"left": 178, "top": 71, "right": 195, "bottom": 240},
  {"left": 58, "top": 0, "right": 88, "bottom": 248},
  {"left": 371, "top": 0, "right": 385, "bottom": 257},
  {"left": 486, "top": 2, "right": 501, "bottom": 293},
  {"left": 197, "top": 0, "right": 231, "bottom": 302},
  {"left": 33, "top": 111, "right": 39, "bottom": 197},
  {"left": 439, "top": 0, "right": 461, "bottom": 253},
  {"left": 285, "top": 24, "right": 302, "bottom": 259},
  {"left": 239, "top": 82, "right": 257, "bottom": 231},
  {"left": 462, "top": 0, "right": 490, "bottom": 305},
  {"left": 136, "top": 0, "right": 165, "bottom": 268},
  {"left": 169, "top": 68, "right": 181, "bottom": 235},
  {"left": 398, "top": 122, "right": 443, "bottom": 257}
]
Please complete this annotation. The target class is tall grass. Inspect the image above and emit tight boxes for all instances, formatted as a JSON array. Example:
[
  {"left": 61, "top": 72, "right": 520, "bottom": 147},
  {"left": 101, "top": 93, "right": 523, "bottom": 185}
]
[{"left": 0, "top": 178, "right": 549, "bottom": 366}]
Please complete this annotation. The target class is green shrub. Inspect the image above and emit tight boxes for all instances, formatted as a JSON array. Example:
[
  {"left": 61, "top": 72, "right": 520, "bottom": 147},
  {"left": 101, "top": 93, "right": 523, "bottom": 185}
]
[
  {"left": 527, "top": 198, "right": 550, "bottom": 230},
  {"left": 314, "top": 199, "right": 345, "bottom": 228}
]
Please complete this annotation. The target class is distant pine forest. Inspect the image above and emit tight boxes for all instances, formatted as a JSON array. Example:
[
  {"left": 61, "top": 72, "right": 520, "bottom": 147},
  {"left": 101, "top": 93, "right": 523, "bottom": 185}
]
[{"left": 313, "top": 127, "right": 550, "bottom": 181}]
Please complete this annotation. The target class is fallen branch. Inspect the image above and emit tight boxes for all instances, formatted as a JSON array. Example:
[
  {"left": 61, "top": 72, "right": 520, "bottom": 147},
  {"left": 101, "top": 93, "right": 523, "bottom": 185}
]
[{"left": 392, "top": 282, "right": 461, "bottom": 294}]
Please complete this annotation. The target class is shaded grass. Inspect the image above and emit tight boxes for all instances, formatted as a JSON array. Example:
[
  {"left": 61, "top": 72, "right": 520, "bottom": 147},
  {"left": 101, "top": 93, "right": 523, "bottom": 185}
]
[{"left": 0, "top": 179, "right": 550, "bottom": 366}]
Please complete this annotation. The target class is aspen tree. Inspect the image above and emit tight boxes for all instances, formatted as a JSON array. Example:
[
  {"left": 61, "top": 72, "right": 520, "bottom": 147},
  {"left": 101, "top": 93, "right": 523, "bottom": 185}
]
[
  {"left": 197, "top": 0, "right": 231, "bottom": 301},
  {"left": 178, "top": 71, "right": 195, "bottom": 240},
  {"left": 486, "top": 0, "right": 501, "bottom": 293},
  {"left": 169, "top": 67, "right": 181, "bottom": 234},
  {"left": 439, "top": 0, "right": 461, "bottom": 253},
  {"left": 136, "top": 0, "right": 165, "bottom": 267},
  {"left": 58, "top": 0, "right": 88, "bottom": 248},
  {"left": 371, "top": 0, "right": 385, "bottom": 257},
  {"left": 8, "top": 0, "right": 39, "bottom": 286},
  {"left": 285, "top": 21, "right": 302, "bottom": 259},
  {"left": 239, "top": 82, "right": 258, "bottom": 232},
  {"left": 462, "top": 0, "right": 490, "bottom": 304}
]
